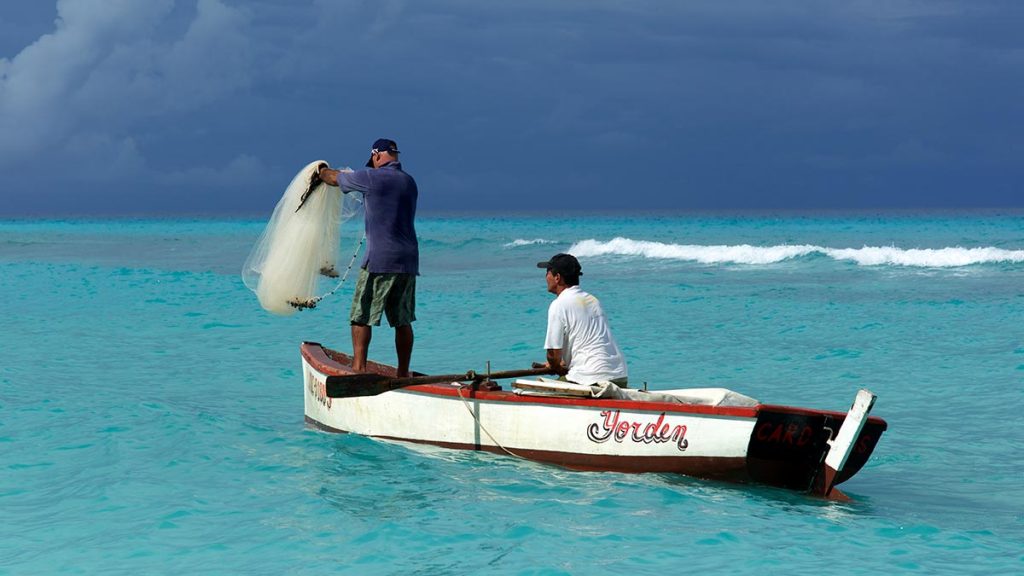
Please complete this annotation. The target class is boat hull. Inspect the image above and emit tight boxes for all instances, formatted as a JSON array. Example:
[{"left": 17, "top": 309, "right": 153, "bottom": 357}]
[{"left": 301, "top": 342, "right": 887, "bottom": 494}]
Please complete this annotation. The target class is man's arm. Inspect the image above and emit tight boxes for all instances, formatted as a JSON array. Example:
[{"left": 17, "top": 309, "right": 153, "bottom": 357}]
[
  {"left": 318, "top": 166, "right": 340, "bottom": 187},
  {"left": 543, "top": 349, "right": 568, "bottom": 375},
  {"left": 317, "top": 165, "right": 368, "bottom": 193},
  {"left": 539, "top": 302, "right": 568, "bottom": 374}
]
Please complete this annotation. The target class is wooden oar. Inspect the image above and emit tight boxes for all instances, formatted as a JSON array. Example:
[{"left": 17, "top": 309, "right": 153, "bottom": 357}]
[{"left": 326, "top": 367, "right": 557, "bottom": 398}]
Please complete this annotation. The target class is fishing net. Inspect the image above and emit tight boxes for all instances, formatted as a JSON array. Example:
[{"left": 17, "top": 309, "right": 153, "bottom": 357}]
[{"left": 242, "top": 160, "right": 365, "bottom": 315}]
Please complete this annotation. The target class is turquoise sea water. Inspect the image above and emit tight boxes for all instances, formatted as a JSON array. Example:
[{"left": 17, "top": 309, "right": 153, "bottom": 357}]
[{"left": 1, "top": 214, "right": 1022, "bottom": 574}]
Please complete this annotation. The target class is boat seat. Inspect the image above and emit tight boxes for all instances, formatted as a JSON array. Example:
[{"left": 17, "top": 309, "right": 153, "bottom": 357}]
[{"left": 512, "top": 379, "right": 759, "bottom": 407}]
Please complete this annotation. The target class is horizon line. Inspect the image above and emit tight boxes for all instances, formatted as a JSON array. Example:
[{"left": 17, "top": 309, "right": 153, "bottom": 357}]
[{"left": 2, "top": 206, "right": 1024, "bottom": 222}]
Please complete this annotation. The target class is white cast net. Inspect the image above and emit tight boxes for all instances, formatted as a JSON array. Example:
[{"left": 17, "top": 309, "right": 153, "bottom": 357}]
[{"left": 242, "top": 160, "right": 365, "bottom": 315}]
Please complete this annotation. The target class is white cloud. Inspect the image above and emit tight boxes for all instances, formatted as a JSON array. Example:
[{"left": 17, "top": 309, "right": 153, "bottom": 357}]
[
  {"left": 161, "top": 0, "right": 254, "bottom": 111},
  {"left": 0, "top": 0, "right": 173, "bottom": 158},
  {"left": 0, "top": 0, "right": 252, "bottom": 169}
]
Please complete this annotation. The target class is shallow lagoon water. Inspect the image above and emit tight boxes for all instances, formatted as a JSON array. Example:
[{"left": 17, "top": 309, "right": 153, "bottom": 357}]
[{"left": 1, "top": 214, "right": 1022, "bottom": 574}]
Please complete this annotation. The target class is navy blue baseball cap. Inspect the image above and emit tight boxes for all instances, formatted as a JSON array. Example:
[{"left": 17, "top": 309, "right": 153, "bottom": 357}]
[{"left": 366, "top": 138, "right": 399, "bottom": 167}]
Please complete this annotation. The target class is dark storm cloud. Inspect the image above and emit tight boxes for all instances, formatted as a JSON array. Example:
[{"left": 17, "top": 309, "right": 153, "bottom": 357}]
[{"left": 0, "top": 0, "right": 1021, "bottom": 215}]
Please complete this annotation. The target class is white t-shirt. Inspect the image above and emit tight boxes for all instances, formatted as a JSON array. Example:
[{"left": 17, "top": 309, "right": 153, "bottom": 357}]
[{"left": 544, "top": 286, "right": 628, "bottom": 385}]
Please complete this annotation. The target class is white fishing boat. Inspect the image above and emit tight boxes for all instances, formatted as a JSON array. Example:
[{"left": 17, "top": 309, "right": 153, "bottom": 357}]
[{"left": 301, "top": 342, "right": 887, "bottom": 499}]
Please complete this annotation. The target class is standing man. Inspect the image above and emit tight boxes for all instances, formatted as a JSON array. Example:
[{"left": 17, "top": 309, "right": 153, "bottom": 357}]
[
  {"left": 536, "top": 253, "right": 628, "bottom": 386},
  {"left": 317, "top": 138, "right": 419, "bottom": 376}
]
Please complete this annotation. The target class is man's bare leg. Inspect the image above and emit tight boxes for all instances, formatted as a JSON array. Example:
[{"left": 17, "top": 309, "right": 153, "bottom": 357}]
[
  {"left": 395, "top": 324, "right": 414, "bottom": 377},
  {"left": 351, "top": 323, "right": 372, "bottom": 372}
]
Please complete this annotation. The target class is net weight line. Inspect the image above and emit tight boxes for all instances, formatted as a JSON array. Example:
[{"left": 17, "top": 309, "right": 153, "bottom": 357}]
[{"left": 288, "top": 232, "right": 366, "bottom": 311}]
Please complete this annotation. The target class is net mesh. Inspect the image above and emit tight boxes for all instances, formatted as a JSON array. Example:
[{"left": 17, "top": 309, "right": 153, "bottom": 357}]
[{"left": 242, "top": 160, "right": 364, "bottom": 316}]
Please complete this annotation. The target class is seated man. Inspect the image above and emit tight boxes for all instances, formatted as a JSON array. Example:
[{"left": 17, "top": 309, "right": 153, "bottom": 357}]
[{"left": 536, "top": 253, "right": 628, "bottom": 387}]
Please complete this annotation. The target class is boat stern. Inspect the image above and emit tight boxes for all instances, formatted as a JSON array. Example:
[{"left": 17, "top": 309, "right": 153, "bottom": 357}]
[{"left": 746, "top": 389, "right": 887, "bottom": 497}]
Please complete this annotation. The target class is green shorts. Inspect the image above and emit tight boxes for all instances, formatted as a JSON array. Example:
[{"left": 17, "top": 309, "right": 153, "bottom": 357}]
[{"left": 349, "top": 269, "right": 417, "bottom": 327}]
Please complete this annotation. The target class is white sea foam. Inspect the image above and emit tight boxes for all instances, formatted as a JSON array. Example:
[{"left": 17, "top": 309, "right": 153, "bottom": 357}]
[
  {"left": 505, "top": 238, "right": 557, "bottom": 248},
  {"left": 823, "top": 246, "right": 1024, "bottom": 267},
  {"left": 568, "top": 237, "right": 1024, "bottom": 267},
  {"left": 569, "top": 238, "right": 818, "bottom": 264}
]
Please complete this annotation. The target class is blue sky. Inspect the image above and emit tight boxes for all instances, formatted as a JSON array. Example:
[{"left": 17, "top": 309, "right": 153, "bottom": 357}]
[{"left": 1, "top": 0, "right": 1021, "bottom": 215}]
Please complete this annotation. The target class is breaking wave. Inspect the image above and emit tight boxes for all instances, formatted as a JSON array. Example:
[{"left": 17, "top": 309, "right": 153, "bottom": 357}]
[
  {"left": 568, "top": 237, "right": 1024, "bottom": 267},
  {"left": 504, "top": 238, "right": 557, "bottom": 248}
]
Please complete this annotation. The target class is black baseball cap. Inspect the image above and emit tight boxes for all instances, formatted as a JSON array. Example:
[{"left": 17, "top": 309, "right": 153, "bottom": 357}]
[
  {"left": 366, "top": 138, "right": 399, "bottom": 167},
  {"left": 536, "top": 253, "right": 583, "bottom": 277}
]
